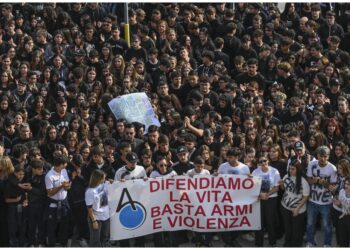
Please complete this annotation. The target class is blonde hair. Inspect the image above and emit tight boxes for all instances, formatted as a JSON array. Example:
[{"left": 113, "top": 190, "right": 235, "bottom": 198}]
[{"left": 0, "top": 156, "right": 14, "bottom": 180}]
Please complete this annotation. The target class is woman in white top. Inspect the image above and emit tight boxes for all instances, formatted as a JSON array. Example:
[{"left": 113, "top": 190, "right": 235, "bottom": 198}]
[
  {"left": 333, "top": 176, "right": 350, "bottom": 247},
  {"left": 85, "top": 169, "right": 110, "bottom": 247},
  {"left": 329, "top": 159, "right": 350, "bottom": 246},
  {"left": 150, "top": 156, "right": 177, "bottom": 247},
  {"left": 280, "top": 160, "right": 310, "bottom": 247},
  {"left": 150, "top": 156, "right": 177, "bottom": 178},
  {"left": 252, "top": 155, "right": 280, "bottom": 247}
]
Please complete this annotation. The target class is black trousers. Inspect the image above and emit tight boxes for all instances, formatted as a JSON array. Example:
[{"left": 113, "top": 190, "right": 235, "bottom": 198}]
[
  {"left": 70, "top": 201, "right": 89, "bottom": 240},
  {"left": 46, "top": 207, "right": 70, "bottom": 247},
  {"left": 7, "top": 203, "right": 27, "bottom": 247},
  {"left": 28, "top": 203, "right": 46, "bottom": 245},
  {"left": 338, "top": 214, "right": 350, "bottom": 247},
  {"left": 281, "top": 205, "right": 306, "bottom": 247},
  {"left": 331, "top": 207, "right": 342, "bottom": 246},
  {"left": 255, "top": 197, "right": 277, "bottom": 247},
  {"left": 0, "top": 205, "right": 9, "bottom": 247}
]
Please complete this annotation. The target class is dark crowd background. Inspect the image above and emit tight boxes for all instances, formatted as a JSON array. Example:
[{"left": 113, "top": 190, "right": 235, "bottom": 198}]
[{"left": 0, "top": 2, "right": 350, "bottom": 248}]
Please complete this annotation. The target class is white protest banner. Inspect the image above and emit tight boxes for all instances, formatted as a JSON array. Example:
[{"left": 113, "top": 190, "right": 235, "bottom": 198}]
[
  {"left": 108, "top": 92, "right": 160, "bottom": 132},
  {"left": 107, "top": 175, "right": 261, "bottom": 240}
]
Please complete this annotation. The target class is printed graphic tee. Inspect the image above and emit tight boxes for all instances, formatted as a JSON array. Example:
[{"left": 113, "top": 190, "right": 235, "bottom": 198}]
[
  {"left": 252, "top": 166, "right": 280, "bottom": 198},
  {"left": 85, "top": 183, "right": 110, "bottom": 221},
  {"left": 281, "top": 175, "right": 310, "bottom": 213},
  {"left": 338, "top": 189, "right": 350, "bottom": 218},
  {"left": 307, "top": 160, "right": 337, "bottom": 205}
]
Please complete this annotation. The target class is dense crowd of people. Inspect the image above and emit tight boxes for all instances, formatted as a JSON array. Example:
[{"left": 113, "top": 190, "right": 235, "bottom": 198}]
[{"left": 1, "top": 2, "right": 350, "bottom": 248}]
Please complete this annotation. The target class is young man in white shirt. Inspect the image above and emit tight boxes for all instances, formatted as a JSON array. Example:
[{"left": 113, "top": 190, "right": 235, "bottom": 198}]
[
  {"left": 306, "top": 146, "right": 337, "bottom": 247},
  {"left": 45, "top": 155, "right": 71, "bottom": 247},
  {"left": 217, "top": 147, "right": 249, "bottom": 247}
]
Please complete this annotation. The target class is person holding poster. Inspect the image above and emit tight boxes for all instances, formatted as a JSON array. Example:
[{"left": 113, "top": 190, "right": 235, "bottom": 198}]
[
  {"left": 252, "top": 155, "right": 280, "bottom": 247},
  {"left": 217, "top": 147, "right": 250, "bottom": 247},
  {"left": 85, "top": 170, "right": 110, "bottom": 247}
]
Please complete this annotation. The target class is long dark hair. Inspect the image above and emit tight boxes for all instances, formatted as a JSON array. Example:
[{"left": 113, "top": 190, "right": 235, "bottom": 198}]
[{"left": 288, "top": 159, "right": 303, "bottom": 194}]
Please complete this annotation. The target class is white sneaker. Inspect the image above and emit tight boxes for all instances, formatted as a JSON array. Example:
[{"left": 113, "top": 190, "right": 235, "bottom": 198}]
[
  {"left": 67, "top": 238, "right": 72, "bottom": 247},
  {"left": 323, "top": 245, "right": 331, "bottom": 248},
  {"left": 306, "top": 242, "right": 315, "bottom": 247},
  {"left": 79, "top": 239, "right": 89, "bottom": 247},
  {"left": 241, "top": 233, "right": 255, "bottom": 242}
]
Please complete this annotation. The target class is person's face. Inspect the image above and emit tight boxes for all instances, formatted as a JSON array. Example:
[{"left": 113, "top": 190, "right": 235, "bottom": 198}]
[
  {"left": 2, "top": 58, "right": 11, "bottom": 67},
  {"left": 337, "top": 165, "right": 344, "bottom": 176},
  {"left": 289, "top": 103, "right": 299, "bottom": 115},
  {"left": 14, "top": 170, "right": 25, "bottom": 181},
  {"left": 158, "top": 143, "right": 169, "bottom": 153},
  {"left": 317, "top": 154, "right": 329, "bottom": 165},
  {"left": 222, "top": 122, "right": 232, "bottom": 134},
  {"left": 309, "top": 137, "right": 316, "bottom": 147},
  {"left": 53, "top": 56, "right": 62, "bottom": 67},
  {"left": 200, "top": 82, "right": 210, "bottom": 93},
  {"left": 245, "top": 152, "right": 255, "bottom": 163},
  {"left": 327, "top": 15, "right": 335, "bottom": 25},
  {"left": 148, "top": 131, "right": 159, "bottom": 144},
  {"left": 142, "top": 154, "right": 151, "bottom": 165},
  {"left": 5, "top": 124, "right": 15, "bottom": 135},
  {"left": 195, "top": 163, "right": 205, "bottom": 173},
  {"left": 32, "top": 167, "right": 44, "bottom": 176},
  {"left": 93, "top": 126, "right": 100, "bottom": 137},
  {"left": 120, "top": 147, "right": 131, "bottom": 157},
  {"left": 258, "top": 157, "right": 268, "bottom": 168},
  {"left": 247, "top": 131, "right": 256, "bottom": 141},
  {"left": 71, "top": 119, "right": 80, "bottom": 130},
  {"left": 15, "top": 115, "right": 23, "bottom": 125},
  {"left": 17, "top": 83, "right": 26, "bottom": 94},
  {"left": 57, "top": 102, "right": 67, "bottom": 115},
  {"left": 201, "top": 150, "right": 210, "bottom": 161},
  {"left": 157, "top": 159, "right": 168, "bottom": 174},
  {"left": 244, "top": 120, "right": 254, "bottom": 129},
  {"left": 92, "top": 154, "right": 104, "bottom": 165},
  {"left": 0, "top": 100, "right": 8, "bottom": 110},
  {"left": 48, "top": 128, "right": 57, "bottom": 140},
  {"left": 289, "top": 165, "right": 297, "bottom": 177},
  {"left": 335, "top": 146, "right": 343, "bottom": 157},
  {"left": 87, "top": 70, "right": 96, "bottom": 81},
  {"left": 338, "top": 100, "right": 348, "bottom": 113},
  {"left": 327, "top": 123, "right": 336, "bottom": 134},
  {"left": 131, "top": 39, "right": 140, "bottom": 49},
  {"left": 227, "top": 155, "right": 238, "bottom": 166},
  {"left": 124, "top": 128, "right": 135, "bottom": 141},
  {"left": 178, "top": 151, "right": 188, "bottom": 163},
  {"left": 20, "top": 126, "right": 30, "bottom": 139},
  {"left": 158, "top": 85, "right": 169, "bottom": 96}
]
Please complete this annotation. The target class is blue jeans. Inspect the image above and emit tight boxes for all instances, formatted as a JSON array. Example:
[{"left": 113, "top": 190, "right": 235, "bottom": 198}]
[{"left": 307, "top": 202, "right": 332, "bottom": 246}]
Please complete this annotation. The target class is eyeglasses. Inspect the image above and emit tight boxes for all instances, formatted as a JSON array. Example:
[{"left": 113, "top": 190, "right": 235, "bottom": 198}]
[
  {"left": 258, "top": 159, "right": 268, "bottom": 164},
  {"left": 159, "top": 164, "right": 167, "bottom": 167}
]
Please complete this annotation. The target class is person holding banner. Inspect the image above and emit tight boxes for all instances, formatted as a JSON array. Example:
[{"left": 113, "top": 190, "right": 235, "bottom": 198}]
[
  {"left": 187, "top": 156, "right": 212, "bottom": 247},
  {"left": 85, "top": 169, "right": 110, "bottom": 247},
  {"left": 114, "top": 152, "right": 147, "bottom": 247},
  {"left": 252, "top": 155, "right": 281, "bottom": 247},
  {"left": 217, "top": 147, "right": 250, "bottom": 247},
  {"left": 150, "top": 156, "right": 177, "bottom": 178},
  {"left": 150, "top": 156, "right": 177, "bottom": 247}
]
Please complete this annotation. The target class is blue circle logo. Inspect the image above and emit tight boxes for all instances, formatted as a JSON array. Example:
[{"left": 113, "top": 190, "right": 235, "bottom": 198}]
[
  {"left": 119, "top": 202, "right": 146, "bottom": 230},
  {"left": 116, "top": 188, "right": 147, "bottom": 230}
]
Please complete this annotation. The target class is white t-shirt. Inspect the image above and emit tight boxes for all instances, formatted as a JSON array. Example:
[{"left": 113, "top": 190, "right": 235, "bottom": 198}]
[
  {"left": 338, "top": 189, "right": 350, "bottom": 218},
  {"left": 85, "top": 183, "right": 110, "bottom": 221},
  {"left": 150, "top": 170, "right": 177, "bottom": 178},
  {"left": 252, "top": 166, "right": 281, "bottom": 198},
  {"left": 186, "top": 168, "right": 211, "bottom": 177},
  {"left": 333, "top": 176, "right": 346, "bottom": 212},
  {"left": 307, "top": 160, "right": 337, "bottom": 205},
  {"left": 218, "top": 162, "right": 250, "bottom": 175},
  {"left": 45, "top": 167, "right": 69, "bottom": 204},
  {"left": 114, "top": 165, "right": 147, "bottom": 181},
  {"left": 281, "top": 175, "right": 310, "bottom": 213}
]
